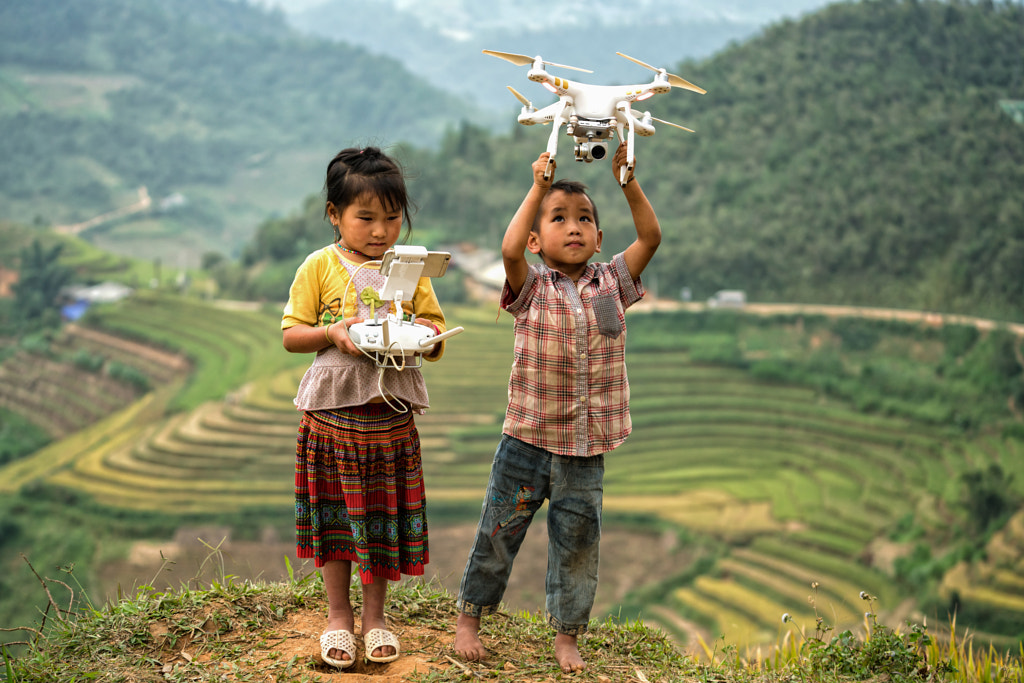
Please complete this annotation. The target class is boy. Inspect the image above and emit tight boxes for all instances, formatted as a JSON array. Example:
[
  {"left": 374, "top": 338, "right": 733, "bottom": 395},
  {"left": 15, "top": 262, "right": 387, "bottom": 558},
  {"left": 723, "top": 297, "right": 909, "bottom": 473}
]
[{"left": 454, "top": 143, "right": 661, "bottom": 673}]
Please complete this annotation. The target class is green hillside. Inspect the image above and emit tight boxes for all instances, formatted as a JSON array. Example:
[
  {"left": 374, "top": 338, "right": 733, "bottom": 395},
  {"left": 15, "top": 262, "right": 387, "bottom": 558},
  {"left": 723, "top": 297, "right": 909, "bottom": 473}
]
[
  {"left": 242, "top": 0, "right": 1024, "bottom": 321},
  {"left": 1, "top": 0, "right": 1021, "bottom": 322},
  {"left": 646, "top": 0, "right": 1024, "bottom": 320},
  {"left": 2, "top": 0, "right": 1024, "bottom": 664},
  {"left": 0, "top": 0, "right": 475, "bottom": 263},
  {"left": 2, "top": 289, "right": 1022, "bottom": 652}
]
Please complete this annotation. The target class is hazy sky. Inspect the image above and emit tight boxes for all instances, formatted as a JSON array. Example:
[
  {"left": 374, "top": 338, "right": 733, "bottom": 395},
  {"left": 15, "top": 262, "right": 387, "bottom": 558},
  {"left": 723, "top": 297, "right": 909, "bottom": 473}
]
[{"left": 256, "top": 0, "right": 839, "bottom": 28}]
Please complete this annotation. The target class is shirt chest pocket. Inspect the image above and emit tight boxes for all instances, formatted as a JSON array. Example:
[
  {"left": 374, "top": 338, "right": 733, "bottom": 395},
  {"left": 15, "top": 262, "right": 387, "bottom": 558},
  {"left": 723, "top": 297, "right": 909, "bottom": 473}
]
[{"left": 591, "top": 293, "right": 623, "bottom": 339}]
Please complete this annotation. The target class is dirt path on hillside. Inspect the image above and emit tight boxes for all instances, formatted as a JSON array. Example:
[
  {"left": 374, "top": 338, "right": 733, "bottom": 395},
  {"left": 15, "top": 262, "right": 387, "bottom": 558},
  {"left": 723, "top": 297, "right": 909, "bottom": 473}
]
[
  {"left": 64, "top": 323, "right": 191, "bottom": 371},
  {"left": 633, "top": 298, "right": 1024, "bottom": 337},
  {"left": 53, "top": 186, "right": 151, "bottom": 236}
]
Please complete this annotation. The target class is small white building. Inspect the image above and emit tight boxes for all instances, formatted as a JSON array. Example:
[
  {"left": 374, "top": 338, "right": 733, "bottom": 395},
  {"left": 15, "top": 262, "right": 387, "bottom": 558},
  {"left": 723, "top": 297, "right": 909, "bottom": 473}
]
[
  {"left": 707, "top": 290, "right": 746, "bottom": 309},
  {"left": 65, "top": 281, "right": 134, "bottom": 304}
]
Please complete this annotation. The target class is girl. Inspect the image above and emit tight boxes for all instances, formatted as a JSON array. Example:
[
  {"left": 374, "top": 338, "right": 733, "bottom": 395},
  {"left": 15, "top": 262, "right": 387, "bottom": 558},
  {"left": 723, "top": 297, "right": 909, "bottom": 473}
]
[{"left": 281, "top": 146, "right": 448, "bottom": 669}]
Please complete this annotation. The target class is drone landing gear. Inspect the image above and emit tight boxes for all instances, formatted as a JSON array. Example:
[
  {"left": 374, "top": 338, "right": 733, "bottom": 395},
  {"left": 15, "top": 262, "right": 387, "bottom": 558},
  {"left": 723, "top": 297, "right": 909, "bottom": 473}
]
[{"left": 616, "top": 108, "right": 637, "bottom": 187}]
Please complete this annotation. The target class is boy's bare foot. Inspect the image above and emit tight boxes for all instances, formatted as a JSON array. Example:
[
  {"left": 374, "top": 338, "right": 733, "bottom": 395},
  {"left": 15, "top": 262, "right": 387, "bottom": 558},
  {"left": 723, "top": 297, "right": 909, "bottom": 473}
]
[
  {"left": 454, "top": 613, "right": 487, "bottom": 661},
  {"left": 554, "top": 633, "right": 585, "bottom": 673}
]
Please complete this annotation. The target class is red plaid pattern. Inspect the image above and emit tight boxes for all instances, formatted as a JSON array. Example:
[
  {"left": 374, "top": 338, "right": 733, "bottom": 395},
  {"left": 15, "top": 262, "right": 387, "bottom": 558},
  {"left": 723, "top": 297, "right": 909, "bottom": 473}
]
[{"left": 500, "top": 253, "right": 644, "bottom": 457}]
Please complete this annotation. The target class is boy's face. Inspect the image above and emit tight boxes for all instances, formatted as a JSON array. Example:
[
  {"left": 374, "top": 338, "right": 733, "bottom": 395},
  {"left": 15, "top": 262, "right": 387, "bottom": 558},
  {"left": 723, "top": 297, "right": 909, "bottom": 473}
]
[{"left": 528, "top": 189, "right": 602, "bottom": 278}]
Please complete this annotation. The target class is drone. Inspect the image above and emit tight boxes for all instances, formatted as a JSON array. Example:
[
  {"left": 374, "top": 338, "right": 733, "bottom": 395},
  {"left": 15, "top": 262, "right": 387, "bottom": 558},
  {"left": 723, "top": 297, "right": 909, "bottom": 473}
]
[{"left": 484, "top": 50, "right": 706, "bottom": 186}]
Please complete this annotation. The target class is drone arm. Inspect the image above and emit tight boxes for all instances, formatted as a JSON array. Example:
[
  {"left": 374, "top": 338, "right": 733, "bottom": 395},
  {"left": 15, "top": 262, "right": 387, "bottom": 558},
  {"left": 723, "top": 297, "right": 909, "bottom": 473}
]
[
  {"left": 541, "top": 99, "right": 572, "bottom": 179},
  {"left": 616, "top": 102, "right": 637, "bottom": 186}
]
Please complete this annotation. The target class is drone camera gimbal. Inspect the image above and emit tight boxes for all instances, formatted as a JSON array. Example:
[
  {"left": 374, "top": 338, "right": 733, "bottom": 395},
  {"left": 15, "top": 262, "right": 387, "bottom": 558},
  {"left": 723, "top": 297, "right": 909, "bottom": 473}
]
[
  {"left": 575, "top": 138, "right": 608, "bottom": 162},
  {"left": 570, "top": 117, "right": 613, "bottom": 162}
]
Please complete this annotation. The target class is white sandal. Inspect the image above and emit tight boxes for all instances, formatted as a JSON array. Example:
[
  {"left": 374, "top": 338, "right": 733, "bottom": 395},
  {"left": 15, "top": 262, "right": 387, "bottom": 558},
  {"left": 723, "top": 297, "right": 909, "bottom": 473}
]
[
  {"left": 320, "top": 629, "right": 357, "bottom": 669},
  {"left": 363, "top": 627, "right": 400, "bottom": 663}
]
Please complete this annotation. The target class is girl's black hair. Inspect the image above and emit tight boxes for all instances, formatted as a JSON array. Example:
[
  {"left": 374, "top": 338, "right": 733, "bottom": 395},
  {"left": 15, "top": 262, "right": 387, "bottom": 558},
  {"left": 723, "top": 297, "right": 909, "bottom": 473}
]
[{"left": 323, "top": 147, "right": 415, "bottom": 242}]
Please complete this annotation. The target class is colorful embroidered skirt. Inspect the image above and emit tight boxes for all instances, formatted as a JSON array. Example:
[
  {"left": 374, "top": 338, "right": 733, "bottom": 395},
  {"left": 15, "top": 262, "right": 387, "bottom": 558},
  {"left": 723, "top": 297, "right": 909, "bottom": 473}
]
[{"left": 295, "top": 404, "right": 428, "bottom": 582}]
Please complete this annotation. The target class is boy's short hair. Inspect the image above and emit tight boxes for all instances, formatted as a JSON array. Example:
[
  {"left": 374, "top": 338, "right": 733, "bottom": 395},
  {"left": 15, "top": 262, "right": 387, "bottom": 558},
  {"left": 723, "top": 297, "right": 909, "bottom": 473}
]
[{"left": 532, "top": 179, "right": 600, "bottom": 231}]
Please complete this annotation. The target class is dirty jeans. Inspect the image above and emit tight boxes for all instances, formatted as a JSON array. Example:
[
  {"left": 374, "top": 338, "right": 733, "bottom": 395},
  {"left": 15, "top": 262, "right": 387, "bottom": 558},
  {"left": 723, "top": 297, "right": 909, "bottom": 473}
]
[{"left": 457, "top": 435, "right": 604, "bottom": 635}]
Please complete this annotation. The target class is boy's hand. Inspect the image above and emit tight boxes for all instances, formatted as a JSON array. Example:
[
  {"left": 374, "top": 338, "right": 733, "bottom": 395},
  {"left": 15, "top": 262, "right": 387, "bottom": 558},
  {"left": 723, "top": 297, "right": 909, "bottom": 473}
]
[
  {"left": 612, "top": 142, "right": 635, "bottom": 186},
  {"left": 533, "top": 152, "right": 555, "bottom": 189}
]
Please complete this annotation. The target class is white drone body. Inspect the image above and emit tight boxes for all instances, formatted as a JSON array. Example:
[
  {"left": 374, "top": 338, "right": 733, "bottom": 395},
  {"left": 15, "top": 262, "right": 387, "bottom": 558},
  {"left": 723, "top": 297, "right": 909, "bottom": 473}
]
[
  {"left": 345, "top": 246, "right": 464, "bottom": 369},
  {"left": 484, "top": 50, "right": 706, "bottom": 186}
]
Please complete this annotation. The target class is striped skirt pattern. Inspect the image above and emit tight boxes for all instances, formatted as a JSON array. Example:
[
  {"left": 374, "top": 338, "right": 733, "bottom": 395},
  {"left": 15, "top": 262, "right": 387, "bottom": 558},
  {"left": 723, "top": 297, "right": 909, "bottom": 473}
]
[{"left": 294, "top": 404, "right": 428, "bottom": 582}]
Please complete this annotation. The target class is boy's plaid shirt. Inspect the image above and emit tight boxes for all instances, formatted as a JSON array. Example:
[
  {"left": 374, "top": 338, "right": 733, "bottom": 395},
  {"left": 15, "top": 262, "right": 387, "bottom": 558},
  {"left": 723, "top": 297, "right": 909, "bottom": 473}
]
[{"left": 500, "top": 253, "right": 645, "bottom": 458}]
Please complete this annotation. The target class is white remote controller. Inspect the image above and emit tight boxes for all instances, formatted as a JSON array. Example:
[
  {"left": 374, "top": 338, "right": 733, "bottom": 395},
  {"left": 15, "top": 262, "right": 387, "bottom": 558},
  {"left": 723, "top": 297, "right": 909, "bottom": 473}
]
[{"left": 347, "top": 319, "right": 464, "bottom": 355}]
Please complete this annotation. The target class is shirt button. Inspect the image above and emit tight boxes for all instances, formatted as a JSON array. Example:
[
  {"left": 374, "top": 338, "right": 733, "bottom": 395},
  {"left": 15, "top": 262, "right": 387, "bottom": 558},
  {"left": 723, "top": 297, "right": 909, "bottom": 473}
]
[
  {"left": 580, "top": 396, "right": 588, "bottom": 402},
  {"left": 576, "top": 308, "right": 583, "bottom": 314}
]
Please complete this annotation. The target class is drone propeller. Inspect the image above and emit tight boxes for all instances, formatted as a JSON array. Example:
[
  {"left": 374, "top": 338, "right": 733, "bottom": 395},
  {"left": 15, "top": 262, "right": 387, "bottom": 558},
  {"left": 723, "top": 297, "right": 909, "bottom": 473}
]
[
  {"left": 617, "top": 52, "right": 706, "bottom": 94},
  {"left": 650, "top": 115, "right": 695, "bottom": 133},
  {"left": 483, "top": 49, "right": 592, "bottom": 73},
  {"left": 636, "top": 108, "right": 695, "bottom": 133},
  {"left": 507, "top": 86, "right": 533, "bottom": 108}
]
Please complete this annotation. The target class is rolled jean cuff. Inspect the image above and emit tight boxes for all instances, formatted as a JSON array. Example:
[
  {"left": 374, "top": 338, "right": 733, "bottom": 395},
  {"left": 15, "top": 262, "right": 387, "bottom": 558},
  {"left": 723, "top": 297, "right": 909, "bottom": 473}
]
[
  {"left": 457, "top": 598, "right": 500, "bottom": 619},
  {"left": 547, "top": 612, "right": 589, "bottom": 636}
]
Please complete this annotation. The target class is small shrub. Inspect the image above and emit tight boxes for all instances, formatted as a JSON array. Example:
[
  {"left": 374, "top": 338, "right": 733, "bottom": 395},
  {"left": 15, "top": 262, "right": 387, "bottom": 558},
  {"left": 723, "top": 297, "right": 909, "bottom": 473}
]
[
  {"left": 105, "top": 362, "right": 149, "bottom": 391},
  {"left": 70, "top": 349, "right": 104, "bottom": 373},
  {"left": 749, "top": 358, "right": 798, "bottom": 383},
  {"left": 782, "top": 593, "right": 948, "bottom": 682},
  {"left": 940, "top": 324, "right": 980, "bottom": 358},
  {"left": 832, "top": 318, "right": 881, "bottom": 351},
  {"left": 687, "top": 334, "right": 745, "bottom": 366},
  {"left": 0, "top": 408, "right": 50, "bottom": 466},
  {"left": 1002, "top": 423, "right": 1024, "bottom": 441},
  {"left": 17, "top": 333, "right": 53, "bottom": 356}
]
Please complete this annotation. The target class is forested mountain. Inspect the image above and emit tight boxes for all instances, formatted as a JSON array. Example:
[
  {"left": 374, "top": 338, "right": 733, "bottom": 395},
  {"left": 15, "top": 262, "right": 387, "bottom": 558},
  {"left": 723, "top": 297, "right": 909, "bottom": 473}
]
[
  {"left": 0, "top": 0, "right": 473, "bottom": 262},
  {"left": 287, "top": 0, "right": 807, "bottom": 109},
  {"left": 241, "top": 0, "right": 1024, "bottom": 322},
  {"left": 1, "top": 0, "right": 1021, "bottom": 322}
]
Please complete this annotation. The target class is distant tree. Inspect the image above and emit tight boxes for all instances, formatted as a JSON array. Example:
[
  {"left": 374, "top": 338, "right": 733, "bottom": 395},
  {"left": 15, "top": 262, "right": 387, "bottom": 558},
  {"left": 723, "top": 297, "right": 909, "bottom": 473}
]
[
  {"left": 12, "top": 239, "right": 73, "bottom": 331},
  {"left": 959, "top": 464, "right": 1018, "bottom": 536}
]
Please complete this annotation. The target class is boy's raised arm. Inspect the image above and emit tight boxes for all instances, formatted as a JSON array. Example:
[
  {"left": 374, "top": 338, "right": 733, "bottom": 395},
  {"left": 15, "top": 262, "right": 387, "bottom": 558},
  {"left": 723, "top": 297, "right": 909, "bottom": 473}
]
[
  {"left": 502, "top": 153, "right": 554, "bottom": 296},
  {"left": 613, "top": 144, "right": 662, "bottom": 281}
]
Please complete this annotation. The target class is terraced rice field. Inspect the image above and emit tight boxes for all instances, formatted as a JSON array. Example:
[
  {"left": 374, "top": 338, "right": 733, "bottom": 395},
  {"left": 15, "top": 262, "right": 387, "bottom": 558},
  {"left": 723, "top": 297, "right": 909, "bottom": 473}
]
[{"left": 3, "top": 300, "right": 1022, "bottom": 651}]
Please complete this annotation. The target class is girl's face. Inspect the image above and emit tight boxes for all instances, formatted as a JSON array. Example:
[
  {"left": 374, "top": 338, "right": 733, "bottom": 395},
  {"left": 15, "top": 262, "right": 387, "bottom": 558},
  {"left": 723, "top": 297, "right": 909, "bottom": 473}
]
[{"left": 327, "top": 193, "right": 403, "bottom": 261}]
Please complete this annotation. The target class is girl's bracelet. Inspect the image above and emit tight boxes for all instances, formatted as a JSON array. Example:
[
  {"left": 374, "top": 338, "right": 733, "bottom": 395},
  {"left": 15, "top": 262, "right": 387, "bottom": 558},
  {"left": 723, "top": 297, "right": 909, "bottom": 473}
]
[{"left": 324, "top": 322, "right": 335, "bottom": 344}]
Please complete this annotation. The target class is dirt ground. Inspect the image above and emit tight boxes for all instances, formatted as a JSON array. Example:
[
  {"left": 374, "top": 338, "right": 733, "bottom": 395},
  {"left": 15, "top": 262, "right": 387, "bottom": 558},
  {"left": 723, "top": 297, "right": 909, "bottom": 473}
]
[{"left": 102, "top": 522, "right": 699, "bottom": 681}]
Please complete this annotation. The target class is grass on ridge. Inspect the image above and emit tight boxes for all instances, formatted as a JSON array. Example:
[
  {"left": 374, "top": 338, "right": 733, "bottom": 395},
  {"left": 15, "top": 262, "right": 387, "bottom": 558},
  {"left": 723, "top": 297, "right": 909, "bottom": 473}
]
[
  {"left": 5, "top": 554, "right": 1018, "bottom": 683},
  {"left": 2, "top": 555, "right": 695, "bottom": 683}
]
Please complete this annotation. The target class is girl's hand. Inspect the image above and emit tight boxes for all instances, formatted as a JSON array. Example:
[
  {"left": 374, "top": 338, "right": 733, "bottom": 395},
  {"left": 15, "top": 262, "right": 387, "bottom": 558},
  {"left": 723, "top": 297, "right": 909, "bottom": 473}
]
[
  {"left": 415, "top": 318, "right": 441, "bottom": 336},
  {"left": 533, "top": 152, "right": 554, "bottom": 189},
  {"left": 612, "top": 142, "right": 635, "bottom": 185},
  {"left": 327, "top": 316, "right": 364, "bottom": 355}
]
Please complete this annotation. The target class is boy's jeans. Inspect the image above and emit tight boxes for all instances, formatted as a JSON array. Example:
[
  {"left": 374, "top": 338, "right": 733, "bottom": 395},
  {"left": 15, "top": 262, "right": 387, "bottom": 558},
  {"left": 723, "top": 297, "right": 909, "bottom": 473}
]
[{"left": 457, "top": 435, "right": 604, "bottom": 635}]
